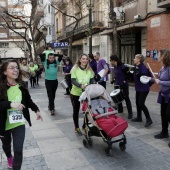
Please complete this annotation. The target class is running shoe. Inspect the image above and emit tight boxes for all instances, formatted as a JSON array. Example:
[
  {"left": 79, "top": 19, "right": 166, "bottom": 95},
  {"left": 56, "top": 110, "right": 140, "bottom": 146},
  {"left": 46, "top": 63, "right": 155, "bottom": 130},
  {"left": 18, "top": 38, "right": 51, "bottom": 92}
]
[
  {"left": 7, "top": 155, "right": 13, "bottom": 169},
  {"left": 75, "top": 128, "right": 82, "bottom": 136}
]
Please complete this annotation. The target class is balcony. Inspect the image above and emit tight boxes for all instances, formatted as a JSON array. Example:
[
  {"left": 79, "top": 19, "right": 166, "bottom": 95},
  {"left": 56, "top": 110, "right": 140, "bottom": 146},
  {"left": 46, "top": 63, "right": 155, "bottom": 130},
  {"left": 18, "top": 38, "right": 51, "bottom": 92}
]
[
  {"left": 57, "top": 11, "right": 104, "bottom": 40},
  {"left": 53, "top": 0, "right": 67, "bottom": 8},
  {"left": 157, "top": 0, "right": 170, "bottom": 8},
  {"left": 35, "top": 5, "right": 44, "bottom": 18}
]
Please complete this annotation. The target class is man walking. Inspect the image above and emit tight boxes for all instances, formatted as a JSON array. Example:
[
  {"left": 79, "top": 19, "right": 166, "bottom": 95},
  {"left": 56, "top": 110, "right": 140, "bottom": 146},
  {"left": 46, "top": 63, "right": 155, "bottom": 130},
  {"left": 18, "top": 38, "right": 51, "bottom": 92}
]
[
  {"left": 39, "top": 52, "right": 63, "bottom": 115},
  {"left": 93, "top": 52, "right": 108, "bottom": 89}
]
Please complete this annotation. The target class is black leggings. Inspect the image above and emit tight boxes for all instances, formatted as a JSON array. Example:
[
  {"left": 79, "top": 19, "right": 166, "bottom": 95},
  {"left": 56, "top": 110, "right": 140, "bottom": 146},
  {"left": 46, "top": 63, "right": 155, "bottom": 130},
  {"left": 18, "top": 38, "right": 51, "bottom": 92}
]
[
  {"left": 1, "top": 125, "right": 25, "bottom": 170},
  {"left": 45, "top": 79, "right": 58, "bottom": 110},
  {"left": 117, "top": 85, "right": 132, "bottom": 115},
  {"left": 160, "top": 97, "right": 170, "bottom": 134},
  {"left": 136, "top": 91, "right": 151, "bottom": 120},
  {"left": 70, "top": 94, "right": 80, "bottom": 129},
  {"left": 30, "top": 76, "right": 36, "bottom": 87}
]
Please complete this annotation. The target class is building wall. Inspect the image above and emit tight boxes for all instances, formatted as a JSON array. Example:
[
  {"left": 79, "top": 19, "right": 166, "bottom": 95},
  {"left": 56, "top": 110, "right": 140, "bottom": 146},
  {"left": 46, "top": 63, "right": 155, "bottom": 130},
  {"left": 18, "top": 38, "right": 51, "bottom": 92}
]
[{"left": 146, "top": 13, "right": 170, "bottom": 91}]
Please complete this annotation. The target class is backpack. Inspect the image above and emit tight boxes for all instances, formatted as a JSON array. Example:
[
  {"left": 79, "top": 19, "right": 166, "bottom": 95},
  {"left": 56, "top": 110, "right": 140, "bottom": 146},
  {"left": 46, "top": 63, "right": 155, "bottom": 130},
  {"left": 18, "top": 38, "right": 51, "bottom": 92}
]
[
  {"left": 106, "top": 63, "right": 111, "bottom": 74},
  {"left": 147, "top": 69, "right": 154, "bottom": 87}
]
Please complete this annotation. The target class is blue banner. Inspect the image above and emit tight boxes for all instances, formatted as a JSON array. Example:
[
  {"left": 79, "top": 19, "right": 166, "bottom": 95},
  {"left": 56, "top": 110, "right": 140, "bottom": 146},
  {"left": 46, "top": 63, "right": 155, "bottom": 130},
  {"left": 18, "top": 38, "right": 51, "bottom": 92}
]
[{"left": 51, "top": 42, "right": 69, "bottom": 48}]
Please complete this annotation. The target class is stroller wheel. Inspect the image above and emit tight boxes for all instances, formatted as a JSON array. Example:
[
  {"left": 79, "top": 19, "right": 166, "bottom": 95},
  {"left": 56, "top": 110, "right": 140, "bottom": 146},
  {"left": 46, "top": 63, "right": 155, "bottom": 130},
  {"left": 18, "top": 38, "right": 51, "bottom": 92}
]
[
  {"left": 88, "top": 138, "right": 93, "bottom": 147},
  {"left": 105, "top": 147, "right": 112, "bottom": 156},
  {"left": 119, "top": 142, "right": 126, "bottom": 151},
  {"left": 83, "top": 139, "right": 89, "bottom": 148}
]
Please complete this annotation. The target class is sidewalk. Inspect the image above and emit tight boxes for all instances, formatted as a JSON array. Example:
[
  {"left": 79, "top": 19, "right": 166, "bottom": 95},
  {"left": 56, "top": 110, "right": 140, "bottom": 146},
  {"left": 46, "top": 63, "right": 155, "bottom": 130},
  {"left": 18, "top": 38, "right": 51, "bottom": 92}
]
[{"left": 1, "top": 73, "right": 170, "bottom": 170}]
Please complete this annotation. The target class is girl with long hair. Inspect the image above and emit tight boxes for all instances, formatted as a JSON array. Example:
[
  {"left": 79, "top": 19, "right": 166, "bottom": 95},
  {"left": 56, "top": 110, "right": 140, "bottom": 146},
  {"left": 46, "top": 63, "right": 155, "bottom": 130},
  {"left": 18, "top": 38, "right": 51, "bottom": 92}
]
[
  {"left": 150, "top": 50, "right": 170, "bottom": 145},
  {"left": 0, "top": 59, "right": 43, "bottom": 170},
  {"left": 70, "top": 54, "right": 95, "bottom": 135}
]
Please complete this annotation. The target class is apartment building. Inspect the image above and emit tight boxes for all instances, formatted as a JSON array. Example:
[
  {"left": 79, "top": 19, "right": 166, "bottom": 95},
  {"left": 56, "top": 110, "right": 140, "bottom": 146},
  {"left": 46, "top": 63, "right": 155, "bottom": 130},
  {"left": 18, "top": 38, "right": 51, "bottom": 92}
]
[
  {"left": 33, "top": 0, "right": 55, "bottom": 55},
  {"left": 55, "top": 0, "right": 110, "bottom": 63},
  {"left": 0, "top": 0, "right": 26, "bottom": 60},
  {"left": 55, "top": 0, "right": 170, "bottom": 91}
]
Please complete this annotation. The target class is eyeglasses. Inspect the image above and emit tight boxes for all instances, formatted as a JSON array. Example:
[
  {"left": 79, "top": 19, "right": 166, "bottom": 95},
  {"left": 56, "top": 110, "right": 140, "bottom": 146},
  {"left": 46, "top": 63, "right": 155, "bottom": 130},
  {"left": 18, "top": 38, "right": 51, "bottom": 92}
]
[{"left": 7, "top": 66, "right": 19, "bottom": 70}]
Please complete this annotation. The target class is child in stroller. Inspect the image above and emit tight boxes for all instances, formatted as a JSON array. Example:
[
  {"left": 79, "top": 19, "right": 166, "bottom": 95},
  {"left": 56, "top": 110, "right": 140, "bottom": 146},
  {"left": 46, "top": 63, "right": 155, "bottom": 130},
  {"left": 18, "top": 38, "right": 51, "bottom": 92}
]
[{"left": 80, "top": 84, "right": 128, "bottom": 155}]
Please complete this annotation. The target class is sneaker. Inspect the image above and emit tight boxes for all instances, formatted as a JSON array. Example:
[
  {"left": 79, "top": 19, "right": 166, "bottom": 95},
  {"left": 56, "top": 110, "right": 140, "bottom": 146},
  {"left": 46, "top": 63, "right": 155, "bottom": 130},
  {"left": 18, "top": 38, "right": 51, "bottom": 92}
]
[
  {"left": 75, "top": 128, "right": 82, "bottom": 136},
  {"left": 64, "top": 93, "right": 70, "bottom": 95},
  {"left": 131, "top": 117, "right": 142, "bottom": 122},
  {"left": 145, "top": 119, "right": 153, "bottom": 127},
  {"left": 154, "top": 132, "right": 169, "bottom": 139},
  {"left": 51, "top": 110, "right": 55, "bottom": 115},
  {"left": 7, "top": 155, "right": 13, "bottom": 169}
]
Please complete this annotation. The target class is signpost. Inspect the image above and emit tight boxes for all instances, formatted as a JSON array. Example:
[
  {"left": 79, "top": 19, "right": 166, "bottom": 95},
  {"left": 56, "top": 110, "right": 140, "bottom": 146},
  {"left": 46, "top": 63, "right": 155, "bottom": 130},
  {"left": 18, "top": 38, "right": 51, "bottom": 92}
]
[{"left": 51, "top": 42, "right": 69, "bottom": 48}]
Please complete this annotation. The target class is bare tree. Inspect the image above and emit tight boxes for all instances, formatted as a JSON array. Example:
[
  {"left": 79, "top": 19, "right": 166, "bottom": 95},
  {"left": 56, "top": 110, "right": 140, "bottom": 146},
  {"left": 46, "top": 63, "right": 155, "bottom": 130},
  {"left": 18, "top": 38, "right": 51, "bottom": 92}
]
[
  {"left": 0, "top": 0, "right": 43, "bottom": 61},
  {"left": 51, "top": 0, "right": 83, "bottom": 57}
]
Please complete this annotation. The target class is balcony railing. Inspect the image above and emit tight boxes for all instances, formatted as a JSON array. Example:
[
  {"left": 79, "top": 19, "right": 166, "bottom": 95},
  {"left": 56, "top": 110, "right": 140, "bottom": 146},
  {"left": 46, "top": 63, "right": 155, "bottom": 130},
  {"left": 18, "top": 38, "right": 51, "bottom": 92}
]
[
  {"left": 157, "top": 0, "right": 170, "bottom": 8},
  {"left": 57, "top": 11, "right": 104, "bottom": 39}
]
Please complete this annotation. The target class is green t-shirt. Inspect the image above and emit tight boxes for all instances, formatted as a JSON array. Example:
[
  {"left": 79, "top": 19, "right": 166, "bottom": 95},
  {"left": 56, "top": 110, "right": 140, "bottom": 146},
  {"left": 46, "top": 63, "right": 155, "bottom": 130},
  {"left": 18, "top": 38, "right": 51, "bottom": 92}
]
[
  {"left": 45, "top": 50, "right": 54, "bottom": 59},
  {"left": 43, "top": 59, "right": 59, "bottom": 80},
  {"left": 29, "top": 66, "right": 36, "bottom": 77},
  {"left": 6, "top": 84, "right": 25, "bottom": 131},
  {"left": 71, "top": 67, "right": 94, "bottom": 96},
  {"left": 34, "top": 64, "right": 38, "bottom": 71}
]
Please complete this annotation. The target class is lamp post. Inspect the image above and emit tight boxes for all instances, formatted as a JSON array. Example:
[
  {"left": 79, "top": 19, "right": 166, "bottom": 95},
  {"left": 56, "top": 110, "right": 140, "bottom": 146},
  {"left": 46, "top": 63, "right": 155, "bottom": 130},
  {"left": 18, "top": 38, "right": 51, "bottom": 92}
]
[
  {"left": 85, "top": 0, "right": 94, "bottom": 55},
  {"left": 27, "top": 38, "right": 33, "bottom": 61},
  {"left": 42, "top": 26, "right": 48, "bottom": 47},
  {"left": 109, "top": 0, "right": 118, "bottom": 55}
]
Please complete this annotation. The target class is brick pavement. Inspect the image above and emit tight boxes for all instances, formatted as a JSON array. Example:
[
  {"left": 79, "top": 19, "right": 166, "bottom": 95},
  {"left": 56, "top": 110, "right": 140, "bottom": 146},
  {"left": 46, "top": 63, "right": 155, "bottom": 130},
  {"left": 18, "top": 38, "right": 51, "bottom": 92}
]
[{"left": 1, "top": 73, "right": 170, "bottom": 170}]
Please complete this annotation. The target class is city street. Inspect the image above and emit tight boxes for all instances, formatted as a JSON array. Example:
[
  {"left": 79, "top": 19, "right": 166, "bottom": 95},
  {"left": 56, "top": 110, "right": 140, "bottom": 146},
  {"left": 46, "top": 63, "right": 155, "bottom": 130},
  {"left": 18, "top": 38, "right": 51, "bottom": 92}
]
[{"left": 1, "top": 73, "right": 170, "bottom": 170}]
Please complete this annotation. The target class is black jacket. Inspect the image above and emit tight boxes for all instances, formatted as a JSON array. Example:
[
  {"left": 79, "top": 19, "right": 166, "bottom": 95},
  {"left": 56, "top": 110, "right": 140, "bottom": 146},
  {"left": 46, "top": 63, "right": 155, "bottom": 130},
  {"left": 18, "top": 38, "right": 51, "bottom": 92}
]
[{"left": 0, "top": 85, "right": 39, "bottom": 137}]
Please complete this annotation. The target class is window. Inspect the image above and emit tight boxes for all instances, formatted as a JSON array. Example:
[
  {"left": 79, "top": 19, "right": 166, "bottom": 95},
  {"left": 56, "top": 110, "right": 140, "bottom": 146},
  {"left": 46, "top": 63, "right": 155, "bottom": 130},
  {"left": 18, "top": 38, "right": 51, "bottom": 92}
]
[
  {"left": 39, "top": 0, "right": 43, "bottom": 4},
  {"left": 49, "top": 27, "right": 51, "bottom": 35},
  {"left": 0, "top": 43, "right": 9, "bottom": 48},
  {"left": 48, "top": 5, "right": 51, "bottom": 13}
]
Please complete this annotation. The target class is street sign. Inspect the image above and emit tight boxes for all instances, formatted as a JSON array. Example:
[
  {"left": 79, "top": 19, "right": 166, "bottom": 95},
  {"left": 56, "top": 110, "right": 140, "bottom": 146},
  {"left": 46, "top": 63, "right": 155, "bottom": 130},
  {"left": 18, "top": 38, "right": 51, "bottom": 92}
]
[{"left": 51, "top": 42, "right": 69, "bottom": 48}]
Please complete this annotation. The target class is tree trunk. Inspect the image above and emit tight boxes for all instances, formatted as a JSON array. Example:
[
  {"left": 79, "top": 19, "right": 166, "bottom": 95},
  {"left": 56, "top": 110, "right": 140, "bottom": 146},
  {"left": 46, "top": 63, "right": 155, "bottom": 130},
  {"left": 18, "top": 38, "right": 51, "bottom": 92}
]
[{"left": 68, "top": 37, "right": 73, "bottom": 60}]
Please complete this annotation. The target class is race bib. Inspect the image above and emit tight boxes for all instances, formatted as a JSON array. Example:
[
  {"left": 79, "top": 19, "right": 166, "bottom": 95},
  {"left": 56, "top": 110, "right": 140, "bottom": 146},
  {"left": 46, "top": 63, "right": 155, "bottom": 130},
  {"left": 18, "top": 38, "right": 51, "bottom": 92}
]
[{"left": 8, "top": 110, "right": 25, "bottom": 124}]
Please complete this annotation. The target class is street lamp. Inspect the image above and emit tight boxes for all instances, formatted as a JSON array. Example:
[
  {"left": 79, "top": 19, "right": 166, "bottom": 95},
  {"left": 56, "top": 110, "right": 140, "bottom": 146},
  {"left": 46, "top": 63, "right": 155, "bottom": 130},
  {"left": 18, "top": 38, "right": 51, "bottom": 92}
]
[
  {"left": 42, "top": 26, "right": 48, "bottom": 47},
  {"left": 28, "top": 38, "right": 32, "bottom": 44},
  {"left": 85, "top": 0, "right": 94, "bottom": 55}
]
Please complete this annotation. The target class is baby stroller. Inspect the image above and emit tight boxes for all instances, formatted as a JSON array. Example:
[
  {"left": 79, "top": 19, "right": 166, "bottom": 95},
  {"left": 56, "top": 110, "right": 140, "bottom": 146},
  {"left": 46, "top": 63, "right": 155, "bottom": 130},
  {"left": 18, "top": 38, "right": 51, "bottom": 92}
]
[{"left": 80, "top": 84, "right": 128, "bottom": 156}]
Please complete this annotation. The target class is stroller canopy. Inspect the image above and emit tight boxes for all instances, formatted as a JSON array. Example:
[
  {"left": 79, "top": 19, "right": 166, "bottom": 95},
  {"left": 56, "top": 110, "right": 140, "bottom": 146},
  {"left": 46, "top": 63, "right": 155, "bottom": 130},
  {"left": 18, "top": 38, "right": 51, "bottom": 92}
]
[{"left": 84, "top": 84, "right": 112, "bottom": 106}]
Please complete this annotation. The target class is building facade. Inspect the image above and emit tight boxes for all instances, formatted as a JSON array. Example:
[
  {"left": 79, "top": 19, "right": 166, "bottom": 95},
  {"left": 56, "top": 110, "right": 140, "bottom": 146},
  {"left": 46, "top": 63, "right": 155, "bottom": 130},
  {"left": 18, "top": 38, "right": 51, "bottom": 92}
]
[
  {"left": 0, "top": 0, "right": 26, "bottom": 60},
  {"left": 33, "top": 0, "right": 55, "bottom": 55}
]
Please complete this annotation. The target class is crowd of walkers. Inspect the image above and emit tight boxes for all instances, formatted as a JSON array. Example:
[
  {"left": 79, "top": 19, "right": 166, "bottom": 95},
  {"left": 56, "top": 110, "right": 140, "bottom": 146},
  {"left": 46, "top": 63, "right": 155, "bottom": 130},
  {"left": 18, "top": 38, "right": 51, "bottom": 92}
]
[{"left": 1, "top": 44, "right": 170, "bottom": 169}]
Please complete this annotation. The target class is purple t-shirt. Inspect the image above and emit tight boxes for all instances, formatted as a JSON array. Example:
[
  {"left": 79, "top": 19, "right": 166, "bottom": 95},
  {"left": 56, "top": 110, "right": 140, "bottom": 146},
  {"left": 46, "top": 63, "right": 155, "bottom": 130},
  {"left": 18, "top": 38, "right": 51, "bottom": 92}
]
[
  {"left": 64, "top": 64, "right": 72, "bottom": 73},
  {"left": 90, "top": 59, "right": 97, "bottom": 75},
  {"left": 114, "top": 64, "right": 128, "bottom": 86},
  {"left": 134, "top": 63, "right": 149, "bottom": 92},
  {"left": 97, "top": 59, "right": 108, "bottom": 81}
]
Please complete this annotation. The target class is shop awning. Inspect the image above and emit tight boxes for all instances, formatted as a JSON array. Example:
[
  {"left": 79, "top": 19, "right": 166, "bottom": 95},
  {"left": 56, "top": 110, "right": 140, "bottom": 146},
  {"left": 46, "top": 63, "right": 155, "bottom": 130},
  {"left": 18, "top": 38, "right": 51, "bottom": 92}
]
[
  {"left": 72, "top": 39, "right": 83, "bottom": 46},
  {"left": 100, "top": 22, "right": 147, "bottom": 35}
]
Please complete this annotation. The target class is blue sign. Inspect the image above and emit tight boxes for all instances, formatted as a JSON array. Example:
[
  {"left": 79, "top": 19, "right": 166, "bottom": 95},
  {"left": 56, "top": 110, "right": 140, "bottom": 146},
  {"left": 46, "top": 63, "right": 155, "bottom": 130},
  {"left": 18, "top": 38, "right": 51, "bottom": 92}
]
[{"left": 52, "top": 42, "right": 69, "bottom": 48}]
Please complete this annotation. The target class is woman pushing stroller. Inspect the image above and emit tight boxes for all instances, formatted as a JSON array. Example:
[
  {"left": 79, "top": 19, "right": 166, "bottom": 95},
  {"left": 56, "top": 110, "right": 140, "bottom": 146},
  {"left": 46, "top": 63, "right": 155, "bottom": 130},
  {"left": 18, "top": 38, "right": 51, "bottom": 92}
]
[{"left": 70, "top": 53, "right": 95, "bottom": 135}]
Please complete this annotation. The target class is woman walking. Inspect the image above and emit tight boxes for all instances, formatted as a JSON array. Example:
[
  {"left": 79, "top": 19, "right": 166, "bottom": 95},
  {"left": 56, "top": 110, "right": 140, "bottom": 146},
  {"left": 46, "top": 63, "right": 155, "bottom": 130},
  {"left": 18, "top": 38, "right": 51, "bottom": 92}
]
[
  {"left": 64, "top": 58, "right": 73, "bottom": 95},
  {"left": 70, "top": 54, "right": 95, "bottom": 135},
  {"left": 110, "top": 55, "right": 133, "bottom": 119},
  {"left": 131, "top": 54, "right": 153, "bottom": 127},
  {"left": 149, "top": 50, "right": 170, "bottom": 143},
  {"left": 0, "top": 59, "right": 43, "bottom": 170}
]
